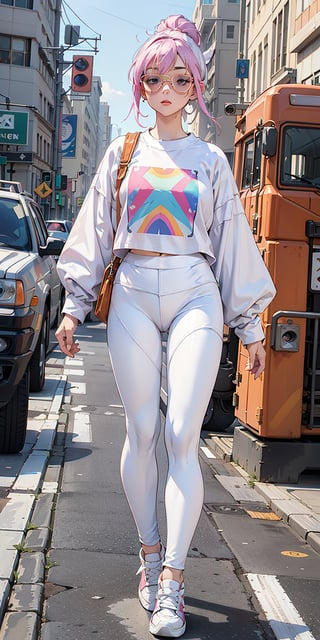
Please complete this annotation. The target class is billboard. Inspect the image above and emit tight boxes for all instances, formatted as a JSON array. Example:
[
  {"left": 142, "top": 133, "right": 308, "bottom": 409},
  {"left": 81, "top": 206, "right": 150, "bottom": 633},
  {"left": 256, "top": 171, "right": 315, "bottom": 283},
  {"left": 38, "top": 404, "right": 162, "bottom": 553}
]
[
  {"left": 0, "top": 111, "right": 28, "bottom": 145},
  {"left": 62, "top": 114, "right": 77, "bottom": 157}
]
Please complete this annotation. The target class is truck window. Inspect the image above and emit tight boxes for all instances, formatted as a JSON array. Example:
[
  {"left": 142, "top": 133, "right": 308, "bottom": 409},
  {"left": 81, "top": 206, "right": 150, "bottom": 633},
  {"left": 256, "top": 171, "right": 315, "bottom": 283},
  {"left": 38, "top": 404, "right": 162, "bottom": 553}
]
[
  {"left": 242, "top": 137, "right": 254, "bottom": 188},
  {"left": 252, "top": 131, "right": 262, "bottom": 186},
  {"left": 280, "top": 126, "right": 320, "bottom": 188}
]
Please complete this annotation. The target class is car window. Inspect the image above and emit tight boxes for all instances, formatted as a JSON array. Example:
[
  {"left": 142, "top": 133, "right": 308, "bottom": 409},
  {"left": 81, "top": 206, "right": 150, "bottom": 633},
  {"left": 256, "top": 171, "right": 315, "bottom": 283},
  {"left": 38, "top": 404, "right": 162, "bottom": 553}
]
[
  {"left": 0, "top": 198, "right": 32, "bottom": 250},
  {"left": 47, "top": 221, "right": 66, "bottom": 232},
  {"left": 27, "top": 202, "right": 48, "bottom": 247}
]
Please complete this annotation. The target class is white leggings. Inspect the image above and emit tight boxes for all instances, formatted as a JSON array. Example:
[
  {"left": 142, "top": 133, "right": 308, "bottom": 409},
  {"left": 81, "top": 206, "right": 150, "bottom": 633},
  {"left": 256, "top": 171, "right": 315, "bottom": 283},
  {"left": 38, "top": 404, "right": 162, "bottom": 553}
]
[{"left": 107, "top": 253, "right": 223, "bottom": 569}]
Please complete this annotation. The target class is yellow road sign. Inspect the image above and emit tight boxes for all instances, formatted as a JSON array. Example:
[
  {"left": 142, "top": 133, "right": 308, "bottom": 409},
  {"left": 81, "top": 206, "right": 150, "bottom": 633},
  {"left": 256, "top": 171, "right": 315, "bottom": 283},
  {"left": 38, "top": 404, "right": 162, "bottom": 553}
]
[{"left": 34, "top": 181, "right": 52, "bottom": 198}]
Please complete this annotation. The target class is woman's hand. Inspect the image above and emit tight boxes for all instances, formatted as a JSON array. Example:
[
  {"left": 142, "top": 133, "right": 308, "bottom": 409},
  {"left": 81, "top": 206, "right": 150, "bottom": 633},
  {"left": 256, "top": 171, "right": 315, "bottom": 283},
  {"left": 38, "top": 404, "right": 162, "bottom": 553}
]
[
  {"left": 245, "top": 341, "right": 266, "bottom": 379},
  {"left": 55, "top": 313, "right": 80, "bottom": 358}
]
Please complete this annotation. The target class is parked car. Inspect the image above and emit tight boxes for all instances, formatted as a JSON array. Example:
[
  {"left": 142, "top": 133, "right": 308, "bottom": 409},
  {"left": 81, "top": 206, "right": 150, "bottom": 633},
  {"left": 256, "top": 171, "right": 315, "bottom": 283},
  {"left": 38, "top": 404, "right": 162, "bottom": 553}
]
[
  {"left": 46, "top": 219, "right": 72, "bottom": 242},
  {"left": 0, "top": 180, "right": 65, "bottom": 453}
]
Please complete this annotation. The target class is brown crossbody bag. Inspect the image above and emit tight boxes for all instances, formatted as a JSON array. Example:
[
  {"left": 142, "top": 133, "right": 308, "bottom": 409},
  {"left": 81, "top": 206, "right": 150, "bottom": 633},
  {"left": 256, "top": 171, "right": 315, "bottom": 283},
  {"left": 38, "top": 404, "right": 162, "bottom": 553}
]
[{"left": 95, "top": 131, "right": 140, "bottom": 323}]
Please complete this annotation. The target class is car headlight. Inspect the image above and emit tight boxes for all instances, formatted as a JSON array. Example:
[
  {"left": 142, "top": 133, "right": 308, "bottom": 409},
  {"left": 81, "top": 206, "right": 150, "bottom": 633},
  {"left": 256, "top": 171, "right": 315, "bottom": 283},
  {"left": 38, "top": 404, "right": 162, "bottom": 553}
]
[{"left": 0, "top": 279, "right": 24, "bottom": 305}]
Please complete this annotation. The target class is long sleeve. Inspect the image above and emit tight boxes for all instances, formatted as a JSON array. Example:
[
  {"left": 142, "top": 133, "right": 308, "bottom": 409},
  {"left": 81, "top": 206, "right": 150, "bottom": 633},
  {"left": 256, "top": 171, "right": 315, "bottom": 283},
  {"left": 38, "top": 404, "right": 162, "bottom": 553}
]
[
  {"left": 57, "top": 137, "right": 124, "bottom": 323},
  {"left": 209, "top": 156, "right": 276, "bottom": 345}
]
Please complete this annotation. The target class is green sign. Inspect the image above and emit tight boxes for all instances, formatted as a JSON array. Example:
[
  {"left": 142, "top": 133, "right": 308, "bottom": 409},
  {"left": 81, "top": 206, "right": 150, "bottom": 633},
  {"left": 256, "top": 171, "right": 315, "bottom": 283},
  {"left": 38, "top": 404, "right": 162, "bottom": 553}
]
[{"left": 0, "top": 111, "right": 28, "bottom": 145}]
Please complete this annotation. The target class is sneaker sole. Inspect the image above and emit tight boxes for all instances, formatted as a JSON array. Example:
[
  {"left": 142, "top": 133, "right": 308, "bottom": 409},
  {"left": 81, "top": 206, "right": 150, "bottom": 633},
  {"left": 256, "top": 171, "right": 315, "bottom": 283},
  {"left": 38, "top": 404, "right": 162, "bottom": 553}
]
[{"left": 149, "top": 620, "right": 186, "bottom": 638}]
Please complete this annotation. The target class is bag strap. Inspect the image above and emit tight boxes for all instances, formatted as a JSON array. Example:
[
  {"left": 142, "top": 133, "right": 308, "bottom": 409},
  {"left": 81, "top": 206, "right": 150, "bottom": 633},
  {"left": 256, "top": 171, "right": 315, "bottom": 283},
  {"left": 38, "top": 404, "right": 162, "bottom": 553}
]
[{"left": 116, "top": 131, "right": 140, "bottom": 226}]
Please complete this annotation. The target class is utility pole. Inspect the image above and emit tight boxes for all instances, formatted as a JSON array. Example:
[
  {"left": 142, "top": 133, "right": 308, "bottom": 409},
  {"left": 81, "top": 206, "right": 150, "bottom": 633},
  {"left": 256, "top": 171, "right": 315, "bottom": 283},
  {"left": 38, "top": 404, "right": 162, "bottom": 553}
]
[
  {"left": 238, "top": 0, "right": 247, "bottom": 104},
  {"left": 51, "top": 0, "right": 62, "bottom": 217}
]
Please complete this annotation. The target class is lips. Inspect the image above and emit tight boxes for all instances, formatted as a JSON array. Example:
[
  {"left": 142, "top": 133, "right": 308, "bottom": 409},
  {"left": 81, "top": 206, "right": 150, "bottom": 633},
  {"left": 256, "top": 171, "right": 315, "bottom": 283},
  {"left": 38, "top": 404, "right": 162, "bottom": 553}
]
[{"left": 161, "top": 100, "right": 172, "bottom": 105}]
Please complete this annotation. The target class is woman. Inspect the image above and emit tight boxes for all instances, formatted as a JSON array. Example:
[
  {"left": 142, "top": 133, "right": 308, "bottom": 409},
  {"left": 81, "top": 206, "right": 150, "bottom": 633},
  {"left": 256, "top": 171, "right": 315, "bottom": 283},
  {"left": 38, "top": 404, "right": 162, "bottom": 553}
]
[{"left": 56, "top": 15, "right": 276, "bottom": 638}]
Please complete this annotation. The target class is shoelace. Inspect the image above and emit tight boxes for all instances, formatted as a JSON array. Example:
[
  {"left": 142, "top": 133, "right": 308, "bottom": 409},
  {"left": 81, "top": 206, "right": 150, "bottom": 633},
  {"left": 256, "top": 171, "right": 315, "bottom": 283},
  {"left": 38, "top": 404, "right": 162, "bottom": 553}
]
[
  {"left": 136, "top": 559, "right": 162, "bottom": 585},
  {"left": 157, "top": 585, "right": 182, "bottom": 611}
]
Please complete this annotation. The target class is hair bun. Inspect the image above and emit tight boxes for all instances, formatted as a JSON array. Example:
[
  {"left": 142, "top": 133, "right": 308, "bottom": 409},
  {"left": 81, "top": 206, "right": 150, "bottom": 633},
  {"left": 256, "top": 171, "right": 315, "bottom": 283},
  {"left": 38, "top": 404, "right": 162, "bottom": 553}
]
[{"left": 156, "top": 14, "right": 201, "bottom": 47}]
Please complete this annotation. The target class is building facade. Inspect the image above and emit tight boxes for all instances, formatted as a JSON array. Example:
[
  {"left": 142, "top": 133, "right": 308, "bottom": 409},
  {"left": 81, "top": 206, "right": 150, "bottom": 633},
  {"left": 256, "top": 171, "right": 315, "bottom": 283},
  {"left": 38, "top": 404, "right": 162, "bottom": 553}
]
[
  {"left": 0, "top": 0, "right": 59, "bottom": 216},
  {"left": 191, "top": 0, "right": 240, "bottom": 164},
  {"left": 62, "top": 76, "right": 102, "bottom": 219}
]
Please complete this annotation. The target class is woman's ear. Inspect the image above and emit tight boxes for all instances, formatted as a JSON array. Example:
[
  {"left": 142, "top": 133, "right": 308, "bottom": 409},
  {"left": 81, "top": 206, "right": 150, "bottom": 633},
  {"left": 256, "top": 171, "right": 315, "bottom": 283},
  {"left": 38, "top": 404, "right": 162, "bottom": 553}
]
[{"left": 190, "top": 81, "right": 205, "bottom": 101}]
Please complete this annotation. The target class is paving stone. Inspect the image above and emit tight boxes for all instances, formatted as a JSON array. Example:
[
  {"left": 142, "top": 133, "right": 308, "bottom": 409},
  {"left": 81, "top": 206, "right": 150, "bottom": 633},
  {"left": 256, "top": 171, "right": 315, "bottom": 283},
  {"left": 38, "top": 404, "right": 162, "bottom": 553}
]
[
  {"left": 307, "top": 531, "right": 320, "bottom": 555},
  {"left": 0, "top": 494, "right": 34, "bottom": 532},
  {"left": 33, "top": 420, "right": 58, "bottom": 453},
  {"left": 0, "top": 531, "right": 23, "bottom": 581},
  {"left": 17, "top": 553, "right": 44, "bottom": 585},
  {"left": 30, "top": 494, "right": 53, "bottom": 529},
  {"left": 24, "top": 528, "right": 50, "bottom": 552},
  {"left": 8, "top": 584, "right": 43, "bottom": 614},
  {"left": 0, "top": 612, "right": 38, "bottom": 640},
  {"left": 0, "top": 580, "right": 10, "bottom": 625},
  {"left": 288, "top": 513, "right": 320, "bottom": 540},
  {"left": 270, "top": 498, "right": 314, "bottom": 522},
  {"left": 215, "top": 474, "right": 263, "bottom": 502},
  {"left": 13, "top": 454, "right": 49, "bottom": 493}
]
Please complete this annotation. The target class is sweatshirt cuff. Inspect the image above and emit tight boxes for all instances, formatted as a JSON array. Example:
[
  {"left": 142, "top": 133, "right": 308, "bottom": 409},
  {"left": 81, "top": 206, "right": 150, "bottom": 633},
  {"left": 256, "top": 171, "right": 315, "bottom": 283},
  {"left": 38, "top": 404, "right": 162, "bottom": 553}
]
[
  {"left": 234, "top": 316, "right": 265, "bottom": 346},
  {"left": 62, "top": 295, "right": 92, "bottom": 324}
]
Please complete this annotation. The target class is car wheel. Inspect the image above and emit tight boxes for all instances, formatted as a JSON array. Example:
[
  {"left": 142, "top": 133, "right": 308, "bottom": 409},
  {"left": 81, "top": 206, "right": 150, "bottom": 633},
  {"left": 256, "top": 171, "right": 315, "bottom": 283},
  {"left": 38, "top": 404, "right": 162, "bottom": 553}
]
[
  {"left": 0, "top": 368, "right": 30, "bottom": 453},
  {"left": 30, "top": 308, "right": 49, "bottom": 392},
  {"left": 202, "top": 395, "right": 235, "bottom": 432}
]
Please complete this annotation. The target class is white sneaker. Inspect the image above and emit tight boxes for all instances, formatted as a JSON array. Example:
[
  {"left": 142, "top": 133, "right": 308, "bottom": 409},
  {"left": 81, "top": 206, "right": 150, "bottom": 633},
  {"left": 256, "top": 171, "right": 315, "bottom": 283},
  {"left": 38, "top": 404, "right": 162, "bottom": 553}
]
[
  {"left": 136, "top": 545, "right": 165, "bottom": 611},
  {"left": 149, "top": 578, "right": 186, "bottom": 638}
]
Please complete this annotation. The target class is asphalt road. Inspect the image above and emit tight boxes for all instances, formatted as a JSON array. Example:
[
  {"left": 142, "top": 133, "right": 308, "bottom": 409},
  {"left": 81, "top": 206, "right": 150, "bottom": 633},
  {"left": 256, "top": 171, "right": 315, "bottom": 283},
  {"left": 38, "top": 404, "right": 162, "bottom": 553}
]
[{"left": 1, "top": 321, "right": 320, "bottom": 640}]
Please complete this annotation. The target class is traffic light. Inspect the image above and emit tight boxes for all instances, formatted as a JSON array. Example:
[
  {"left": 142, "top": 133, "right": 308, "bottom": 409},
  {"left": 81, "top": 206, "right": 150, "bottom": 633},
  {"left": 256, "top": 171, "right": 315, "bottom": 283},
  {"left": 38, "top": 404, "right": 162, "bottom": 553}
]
[
  {"left": 71, "top": 55, "right": 93, "bottom": 93},
  {"left": 42, "top": 171, "right": 51, "bottom": 184},
  {"left": 61, "top": 174, "right": 68, "bottom": 190}
]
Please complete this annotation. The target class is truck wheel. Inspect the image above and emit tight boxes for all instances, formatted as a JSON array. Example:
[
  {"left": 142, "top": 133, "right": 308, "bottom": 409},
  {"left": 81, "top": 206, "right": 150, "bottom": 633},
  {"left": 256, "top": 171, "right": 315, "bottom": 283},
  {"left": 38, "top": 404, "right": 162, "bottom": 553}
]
[
  {"left": 0, "top": 368, "right": 30, "bottom": 453},
  {"left": 30, "top": 309, "right": 49, "bottom": 392},
  {"left": 202, "top": 395, "right": 235, "bottom": 432}
]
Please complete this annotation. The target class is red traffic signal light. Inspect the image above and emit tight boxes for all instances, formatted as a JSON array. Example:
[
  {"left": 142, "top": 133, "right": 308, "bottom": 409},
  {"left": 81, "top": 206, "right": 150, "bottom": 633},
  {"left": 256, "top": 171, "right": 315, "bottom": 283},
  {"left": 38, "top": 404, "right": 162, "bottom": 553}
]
[{"left": 71, "top": 55, "right": 93, "bottom": 93}]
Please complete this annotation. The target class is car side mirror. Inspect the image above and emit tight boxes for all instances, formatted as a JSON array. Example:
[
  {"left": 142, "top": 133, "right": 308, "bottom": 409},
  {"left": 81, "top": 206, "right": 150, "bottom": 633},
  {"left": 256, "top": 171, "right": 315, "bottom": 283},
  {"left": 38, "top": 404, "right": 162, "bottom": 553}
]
[{"left": 39, "top": 237, "right": 65, "bottom": 257}]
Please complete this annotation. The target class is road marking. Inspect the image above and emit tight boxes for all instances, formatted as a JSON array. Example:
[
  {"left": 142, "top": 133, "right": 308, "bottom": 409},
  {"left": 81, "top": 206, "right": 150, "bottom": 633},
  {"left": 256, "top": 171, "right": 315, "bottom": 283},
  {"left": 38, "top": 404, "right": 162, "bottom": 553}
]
[
  {"left": 65, "top": 357, "right": 84, "bottom": 366},
  {"left": 68, "top": 381, "right": 86, "bottom": 394},
  {"left": 72, "top": 412, "right": 92, "bottom": 443},
  {"left": 64, "top": 368, "right": 85, "bottom": 376},
  {"left": 200, "top": 445, "right": 216, "bottom": 459},
  {"left": 247, "top": 573, "right": 316, "bottom": 640},
  {"left": 281, "top": 551, "right": 309, "bottom": 558}
]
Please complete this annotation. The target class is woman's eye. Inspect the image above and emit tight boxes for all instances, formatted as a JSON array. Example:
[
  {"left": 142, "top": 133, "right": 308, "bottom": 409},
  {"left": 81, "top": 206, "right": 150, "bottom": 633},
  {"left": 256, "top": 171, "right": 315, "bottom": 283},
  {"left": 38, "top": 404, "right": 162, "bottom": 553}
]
[
  {"left": 146, "top": 76, "right": 160, "bottom": 86},
  {"left": 176, "top": 77, "right": 191, "bottom": 86}
]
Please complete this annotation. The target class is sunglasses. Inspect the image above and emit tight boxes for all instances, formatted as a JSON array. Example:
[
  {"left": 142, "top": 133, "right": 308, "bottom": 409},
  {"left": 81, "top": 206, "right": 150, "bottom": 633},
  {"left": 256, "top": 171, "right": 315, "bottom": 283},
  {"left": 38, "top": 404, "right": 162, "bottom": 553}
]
[{"left": 141, "top": 71, "right": 193, "bottom": 95}]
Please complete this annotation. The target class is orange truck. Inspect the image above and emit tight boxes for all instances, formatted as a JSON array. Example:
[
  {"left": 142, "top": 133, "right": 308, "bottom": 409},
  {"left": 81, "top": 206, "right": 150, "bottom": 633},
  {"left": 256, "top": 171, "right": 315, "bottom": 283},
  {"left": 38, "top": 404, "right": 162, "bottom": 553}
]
[{"left": 222, "top": 84, "right": 320, "bottom": 480}]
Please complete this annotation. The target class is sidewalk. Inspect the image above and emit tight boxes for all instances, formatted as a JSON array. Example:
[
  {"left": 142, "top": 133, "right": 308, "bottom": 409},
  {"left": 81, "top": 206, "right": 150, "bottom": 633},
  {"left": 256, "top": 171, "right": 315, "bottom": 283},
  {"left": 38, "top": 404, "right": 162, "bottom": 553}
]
[{"left": 204, "top": 431, "right": 320, "bottom": 557}]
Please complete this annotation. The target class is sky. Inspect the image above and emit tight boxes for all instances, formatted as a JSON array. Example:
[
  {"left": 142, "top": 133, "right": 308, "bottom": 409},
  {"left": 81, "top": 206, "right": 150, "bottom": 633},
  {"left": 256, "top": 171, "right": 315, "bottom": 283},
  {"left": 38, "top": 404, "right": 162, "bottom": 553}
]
[{"left": 61, "top": 0, "right": 197, "bottom": 134}]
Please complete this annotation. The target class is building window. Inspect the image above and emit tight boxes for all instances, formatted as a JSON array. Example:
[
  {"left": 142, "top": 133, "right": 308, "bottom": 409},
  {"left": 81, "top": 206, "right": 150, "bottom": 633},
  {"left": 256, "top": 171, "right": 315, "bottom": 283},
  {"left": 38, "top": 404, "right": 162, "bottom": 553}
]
[
  {"left": 226, "top": 25, "right": 235, "bottom": 39},
  {"left": 271, "top": 3, "right": 289, "bottom": 76},
  {"left": 228, "top": 0, "right": 240, "bottom": 3},
  {"left": 296, "top": 0, "right": 312, "bottom": 16},
  {"left": 0, "top": 34, "right": 30, "bottom": 66},
  {"left": 0, "top": 0, "right": 33, "bottom": 7}
]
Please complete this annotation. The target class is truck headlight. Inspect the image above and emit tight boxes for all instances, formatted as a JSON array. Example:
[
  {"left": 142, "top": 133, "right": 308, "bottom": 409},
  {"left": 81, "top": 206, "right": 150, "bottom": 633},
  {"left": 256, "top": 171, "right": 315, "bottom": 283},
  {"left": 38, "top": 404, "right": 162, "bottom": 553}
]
[{"left": 0, "top": 279, "right": 24, "bottom": 305}]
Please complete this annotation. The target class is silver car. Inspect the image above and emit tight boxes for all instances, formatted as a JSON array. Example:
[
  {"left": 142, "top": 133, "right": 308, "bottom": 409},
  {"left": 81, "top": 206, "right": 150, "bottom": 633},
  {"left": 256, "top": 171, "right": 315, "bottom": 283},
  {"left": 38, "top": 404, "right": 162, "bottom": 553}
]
[{"left": 0, "top": 181, "right": 64, "bottom": 453}]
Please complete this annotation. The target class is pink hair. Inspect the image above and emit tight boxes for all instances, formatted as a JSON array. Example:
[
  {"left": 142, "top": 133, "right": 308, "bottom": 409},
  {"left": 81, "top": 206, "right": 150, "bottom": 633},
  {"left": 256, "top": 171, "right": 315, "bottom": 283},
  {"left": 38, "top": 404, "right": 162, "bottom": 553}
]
[{"left": 128, "top": 15, "right": 214, "bottom": 127}]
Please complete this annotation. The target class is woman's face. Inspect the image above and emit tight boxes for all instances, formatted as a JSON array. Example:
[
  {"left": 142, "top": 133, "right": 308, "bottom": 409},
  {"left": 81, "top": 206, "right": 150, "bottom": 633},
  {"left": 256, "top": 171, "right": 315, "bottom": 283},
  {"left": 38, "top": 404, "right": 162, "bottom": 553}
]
[{"left": 140, "top": 55, "right": 196, "bottom": 117}]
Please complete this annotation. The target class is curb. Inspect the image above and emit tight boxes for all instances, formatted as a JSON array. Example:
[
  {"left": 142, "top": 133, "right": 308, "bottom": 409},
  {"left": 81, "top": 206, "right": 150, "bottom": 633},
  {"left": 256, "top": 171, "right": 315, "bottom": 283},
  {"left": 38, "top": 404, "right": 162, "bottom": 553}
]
[{"left": 0, "top": 374, "right": 68, "bottom": 640}]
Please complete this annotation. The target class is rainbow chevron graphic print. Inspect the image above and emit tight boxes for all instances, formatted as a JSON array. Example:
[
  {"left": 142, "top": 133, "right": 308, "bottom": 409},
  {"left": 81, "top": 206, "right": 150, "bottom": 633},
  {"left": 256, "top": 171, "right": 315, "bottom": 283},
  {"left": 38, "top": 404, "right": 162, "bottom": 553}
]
[{"left": 127, "top": 166, "right": 198, "bottom": 236}]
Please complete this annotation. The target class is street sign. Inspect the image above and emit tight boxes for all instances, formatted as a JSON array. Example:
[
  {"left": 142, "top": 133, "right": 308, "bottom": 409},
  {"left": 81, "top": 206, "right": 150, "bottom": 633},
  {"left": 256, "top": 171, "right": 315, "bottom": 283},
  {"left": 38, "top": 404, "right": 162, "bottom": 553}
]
[
  {"left": 34, "top": 182, "right": 52, "bottom": 198},
  {"left": 0, "top": 111, "right": 28, "bottom": 145},
  {"left": 0, "top": 151, "right": 33, "bottom": 163}
]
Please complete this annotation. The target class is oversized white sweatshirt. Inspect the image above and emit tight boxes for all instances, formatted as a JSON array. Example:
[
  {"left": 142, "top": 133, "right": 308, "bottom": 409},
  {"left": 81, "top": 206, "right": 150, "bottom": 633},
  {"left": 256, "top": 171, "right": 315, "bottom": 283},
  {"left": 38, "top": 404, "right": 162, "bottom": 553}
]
[{"left": 57, "top": 129, "right": 276, "bottom": 344}]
